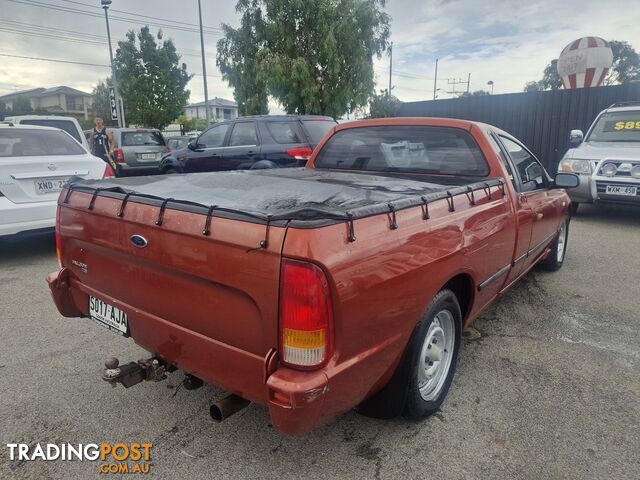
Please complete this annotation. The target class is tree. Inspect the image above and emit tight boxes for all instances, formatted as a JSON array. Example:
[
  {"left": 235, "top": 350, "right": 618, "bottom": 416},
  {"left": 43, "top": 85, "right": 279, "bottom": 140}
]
[
  {"left": 176, "top": 115, "right": 207, "bottom": 132},
  {"left": 11, "top": 96, "right": 33, "bottom": 114},
  {"left": 606, "top": 40, "right": 640, "bottom": 85},
  {"left": 217, "top": 1, "right": 269, "bottom": 116},
  {"left": 218, "top": 0, "right": 390, "bottom": 118},
  {"left": 91, "top": 79, "right": 117, "bottom": 126},
  {"left": 459, "top": 90, "right": 490, "bottom": 97},
  {"left": 541, "top": 59, "right": 563, "bottom": 90},
  {"left": 114, "top": 26, "right": 192, "bottom": 129},
  {"left": 524, "top": 81, "right": 542, "bottom": 92},
  {"left": 369, "top": 89, "right": 401, "bottom": 118}
]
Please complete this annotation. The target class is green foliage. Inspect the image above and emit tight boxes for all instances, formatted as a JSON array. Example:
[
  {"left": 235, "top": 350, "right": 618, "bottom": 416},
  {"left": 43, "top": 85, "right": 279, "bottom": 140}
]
[
  {"left": 115, "top": 26, "right": 193, "bottom": 129},
  {"left": 606, "top": 40, "right": 640, "bottom": 84},
  {"left": 458, "top": 90, "right": 490, "bottom": 97},
  {"left": 217, "top": 1, "right": 269, "bottom": 116},
  {"left": 218, "top": 0, "right": 390, "bottom": 118},
  {"left": 369, "top": 89, "right": 401, "bottom": 118},
  {"left": 176, "top": 115, "right": 207, "bottom": 132},
  {"left": 524, "top": 81, "right": 542, "bottom": 92},
  {"left": 91, "top": 79, "right": 118, "bottom": 126},
  {"left": 11, "top": 96, "right": 33, "bottom": 114}
]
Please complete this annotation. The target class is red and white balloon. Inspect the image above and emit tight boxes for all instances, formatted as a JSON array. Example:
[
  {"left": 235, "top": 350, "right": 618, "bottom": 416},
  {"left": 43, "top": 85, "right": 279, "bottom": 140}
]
[{"left": 557, "top": 37, "right": 613, "bottom": 89}]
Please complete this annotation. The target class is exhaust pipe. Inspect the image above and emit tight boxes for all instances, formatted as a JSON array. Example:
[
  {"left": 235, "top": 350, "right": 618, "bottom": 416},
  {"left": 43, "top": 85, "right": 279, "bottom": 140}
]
[{"left": 210, "top": 394, "right": 250, "bottom": 422}]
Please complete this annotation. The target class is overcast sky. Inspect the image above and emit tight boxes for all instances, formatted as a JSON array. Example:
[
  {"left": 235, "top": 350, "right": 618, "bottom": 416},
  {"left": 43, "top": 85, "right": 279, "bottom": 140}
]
[{"left": 1, "top": 0, "right": 639, "bottom": 112}]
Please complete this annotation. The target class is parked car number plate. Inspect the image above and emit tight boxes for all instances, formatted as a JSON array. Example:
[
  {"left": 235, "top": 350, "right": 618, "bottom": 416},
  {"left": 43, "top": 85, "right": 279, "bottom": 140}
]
[
  {"left": 140, "top": 153, "right": 157, "bottom": 160},
  {"left": 89, "top": 296, "right": 129, "bottom": 337},
  {"left": 34, "top": 177, "right": 69, "bottom": 195},
  {"left": 605, "top": 185, "right": 637, "bottom": 196}
]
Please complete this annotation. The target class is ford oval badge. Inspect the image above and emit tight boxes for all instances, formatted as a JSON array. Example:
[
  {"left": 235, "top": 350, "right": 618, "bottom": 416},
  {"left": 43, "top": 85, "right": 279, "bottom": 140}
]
[{"left": 130, "top": 235, "right": 148, "bottom": 248}]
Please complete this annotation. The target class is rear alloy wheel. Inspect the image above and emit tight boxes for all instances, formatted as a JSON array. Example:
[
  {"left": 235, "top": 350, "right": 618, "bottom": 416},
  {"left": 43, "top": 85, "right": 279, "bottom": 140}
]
[{"left": 539, "top": 216, "right": 569, "bottom": 271}]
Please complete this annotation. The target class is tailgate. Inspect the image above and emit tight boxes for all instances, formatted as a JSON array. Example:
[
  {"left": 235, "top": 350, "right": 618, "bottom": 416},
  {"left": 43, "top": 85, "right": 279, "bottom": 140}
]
[{"left": 58, "top": 190, "right": 284, "bottom": 361}]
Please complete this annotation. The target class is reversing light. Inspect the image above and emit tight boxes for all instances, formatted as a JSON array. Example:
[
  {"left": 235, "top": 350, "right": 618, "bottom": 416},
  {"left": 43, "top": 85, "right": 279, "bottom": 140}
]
[{"left": 279, "top": 258, "right": 333, "bottom": 369}]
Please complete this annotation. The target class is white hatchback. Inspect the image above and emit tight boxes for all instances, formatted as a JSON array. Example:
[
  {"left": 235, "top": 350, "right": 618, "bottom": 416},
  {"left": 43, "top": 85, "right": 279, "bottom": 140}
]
[{"left": 0, "top": 123, "right": 112, "bottom": 237}]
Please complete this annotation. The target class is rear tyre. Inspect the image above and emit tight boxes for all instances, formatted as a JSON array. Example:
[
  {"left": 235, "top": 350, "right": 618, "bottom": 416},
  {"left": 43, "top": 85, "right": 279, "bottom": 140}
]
[
  {"left": 164, "top": 168, "right": 178, "bottom": 174},
  {"left": 539, "top": 216, "right": 569, "bottom": 272},
  {"left": 569, "top": 202, "right": 579, "bottom": 215},
  {"left": 357, "top": 289, "right": 462, "bottom": 420}
]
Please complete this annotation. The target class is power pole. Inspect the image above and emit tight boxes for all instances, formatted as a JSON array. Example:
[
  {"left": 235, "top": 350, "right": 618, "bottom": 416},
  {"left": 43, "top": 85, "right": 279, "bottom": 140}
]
[
  {"left": 388, "top": 42, "right": 393, "bottom": 95},
  {"left": 433, "top": 58, "right": 438, "bottom": 100},
  {"left": 101, "top": 0, "right": 122, "bottom": 128},
  {"left": 197, "top": 0, "right": 210, "bottom": 125},
  {"left": 467, "top": 72, "right": 471, "bottom": 93}
]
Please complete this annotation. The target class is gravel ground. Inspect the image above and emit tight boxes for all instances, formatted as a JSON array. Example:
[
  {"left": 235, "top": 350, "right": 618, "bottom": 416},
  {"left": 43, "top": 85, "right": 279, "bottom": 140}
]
[{"left": 0, "top": 203, "right": 638, "bottom": 479}]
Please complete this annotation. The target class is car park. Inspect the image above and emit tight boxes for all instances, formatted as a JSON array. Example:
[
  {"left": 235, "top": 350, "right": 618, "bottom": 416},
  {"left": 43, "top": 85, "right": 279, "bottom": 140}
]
[
  {"left": 0, "top": 123, "right": 113, "bottom": 237},
  {"left": 159, "top": 115, "right": 337, "bottom": 173},
  {"left": 108, "top": 128, "right": 169, "bottom": 176},
  {"left": 48, "top": 117, "right": 579, "bottom": 435},
  {"left": 558, "top": 102, "right": 640, "bottom": 212},
  {"left": 4, "top": 114, "right": 89, "bottom": 150}
]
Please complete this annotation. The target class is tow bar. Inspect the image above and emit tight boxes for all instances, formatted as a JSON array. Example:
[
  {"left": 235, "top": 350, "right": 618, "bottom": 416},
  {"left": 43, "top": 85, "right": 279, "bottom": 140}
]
[{"left": 101, "top": 356, "right": 175, "bottom": 388}]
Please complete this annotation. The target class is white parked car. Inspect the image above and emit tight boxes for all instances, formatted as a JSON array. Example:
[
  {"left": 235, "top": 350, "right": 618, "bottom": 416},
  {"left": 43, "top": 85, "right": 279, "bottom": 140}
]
[
  {"left": 558, "top": 102, "right": 640, "bottom": 213},
  {"left": 3, "top": 115, "right": 89, "bottom": 150},
  {"left": 0, "top": 123, "right": 113, "bottom": 237}
]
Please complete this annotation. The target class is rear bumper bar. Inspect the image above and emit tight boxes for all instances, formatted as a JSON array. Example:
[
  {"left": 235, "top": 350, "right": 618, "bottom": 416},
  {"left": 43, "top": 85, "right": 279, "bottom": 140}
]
[{"left": 46, "top": 268, "right": 375, "bottom": 435}]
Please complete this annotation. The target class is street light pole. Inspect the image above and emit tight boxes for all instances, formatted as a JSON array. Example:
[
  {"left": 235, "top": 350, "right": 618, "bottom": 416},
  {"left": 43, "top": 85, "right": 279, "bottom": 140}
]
[
  {"left": 101, "top": 0, "right": 123, "bottom": 128},
  {"left": 197, "top": 0, "right": 211, "bottom": 125},
  {"left": 433, "top": 58, "right": 438, "bottom": 100}
]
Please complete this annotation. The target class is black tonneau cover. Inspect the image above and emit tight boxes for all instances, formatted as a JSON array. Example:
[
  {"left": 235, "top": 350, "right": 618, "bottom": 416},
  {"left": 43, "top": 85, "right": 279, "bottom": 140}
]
[{"left": 66, "top": 168, "right": 505, "bottom": 228}]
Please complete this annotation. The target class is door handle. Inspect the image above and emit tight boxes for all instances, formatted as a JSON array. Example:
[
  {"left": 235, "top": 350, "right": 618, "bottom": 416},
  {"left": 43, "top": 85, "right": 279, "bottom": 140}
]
[{"left": 247, "top": 151, "right": 256, "bottom": 157}]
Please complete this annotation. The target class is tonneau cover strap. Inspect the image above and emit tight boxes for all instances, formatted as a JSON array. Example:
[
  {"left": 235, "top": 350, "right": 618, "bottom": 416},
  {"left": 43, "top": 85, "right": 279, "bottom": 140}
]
[
  {"left": 117, "top": 192, "right": 134, "bottom": 218},
  {"left": 155, "top": 198, "right": 174, "bottom": 226},
  {"left": 202, "top": 205, "right": 217, "bottom": 236}
]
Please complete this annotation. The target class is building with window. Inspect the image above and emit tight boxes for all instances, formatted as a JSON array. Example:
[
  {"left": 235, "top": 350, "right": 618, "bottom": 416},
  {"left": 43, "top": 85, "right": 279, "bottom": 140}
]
[
  {"left": 184, "top": 97, "right": 238, "bottom": 122},
  {"left": 0, "top": 86, "right": 93, "bottom": 120}
]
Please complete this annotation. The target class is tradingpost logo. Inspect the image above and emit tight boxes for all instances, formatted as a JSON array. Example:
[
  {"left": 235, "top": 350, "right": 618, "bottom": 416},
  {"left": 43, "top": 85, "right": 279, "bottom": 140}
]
[{"left": 6, "top": 442, "right": 153, "bottom": 474}]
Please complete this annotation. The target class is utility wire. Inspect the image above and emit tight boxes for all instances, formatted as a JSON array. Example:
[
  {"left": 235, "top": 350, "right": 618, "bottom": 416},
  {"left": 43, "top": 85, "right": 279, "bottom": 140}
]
[{"left": 0, "top": 52, "right": 110, "bottom": 67}]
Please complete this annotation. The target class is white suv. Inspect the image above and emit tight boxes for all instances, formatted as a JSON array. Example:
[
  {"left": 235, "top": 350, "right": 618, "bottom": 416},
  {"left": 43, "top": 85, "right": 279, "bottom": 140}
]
[
  {"left": 0, "top": 123, "right": 112, "bottom": 237},
  {"left": 558, "top": 103, "right": 640, "bottom": 213}
]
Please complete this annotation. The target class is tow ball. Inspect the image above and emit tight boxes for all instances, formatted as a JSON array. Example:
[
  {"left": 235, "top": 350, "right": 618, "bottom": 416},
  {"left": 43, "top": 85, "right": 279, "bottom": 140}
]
[{"left": 101, "top": 356, "right": 175, "bottom": 388}]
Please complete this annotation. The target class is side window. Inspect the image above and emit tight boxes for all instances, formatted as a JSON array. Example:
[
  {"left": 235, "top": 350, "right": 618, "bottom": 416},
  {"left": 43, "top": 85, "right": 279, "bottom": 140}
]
[
  {"left": 228, "top": 122, "right": 258, "bottom": 147},
  {"left": 266, "top": 121, "right": 304, "bottom": 144},
  {"left": 199, "top": 124, "right": 229, "bottom": 148},
  {"left": 489, "top": 133, "right": 517, "bottom": 189},
  {"left": 499, "top": 136, "right": 547, "bottom": 192}
]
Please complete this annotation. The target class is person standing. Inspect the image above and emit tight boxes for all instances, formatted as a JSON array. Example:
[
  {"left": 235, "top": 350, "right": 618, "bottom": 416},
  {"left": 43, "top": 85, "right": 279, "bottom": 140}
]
[{"left": 89, "top": 116, "right": 117, "bottom": 171}]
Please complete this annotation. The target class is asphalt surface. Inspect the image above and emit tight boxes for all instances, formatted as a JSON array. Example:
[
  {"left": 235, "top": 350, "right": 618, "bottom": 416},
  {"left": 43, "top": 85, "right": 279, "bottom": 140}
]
[{"left": 1, "top": 203, "right": 638, "bottom": 479}]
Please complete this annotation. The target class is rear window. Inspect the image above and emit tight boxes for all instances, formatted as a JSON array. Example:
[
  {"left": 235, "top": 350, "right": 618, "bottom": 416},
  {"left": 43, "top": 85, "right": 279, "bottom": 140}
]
[
  {"left": 301, "top": 120, "right": 336, "bottom": 143},
  {"left": 19, "top": 119, "right": 82, "bottom": 143},
  {"left": 122, "top": 131, "right": 165, "bottom": 146},
  {"left": 0, "top": 128, "right": 86, "bottom": 157},
  {"left": 266, "top": 121, "right": 304, "bottom": 144},
  {"left": 314, "top": 126, "right": 489, "bottom": 176}
]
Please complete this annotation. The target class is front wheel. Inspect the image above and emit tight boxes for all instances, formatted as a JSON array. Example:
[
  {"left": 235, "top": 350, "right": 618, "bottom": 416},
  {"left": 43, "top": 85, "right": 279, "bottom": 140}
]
[
  {"left": 539, "top": 216, "right": 569, "bottom": 271},
  {"left": 357, "top": 289, "right": 462, "bottom": 419}
]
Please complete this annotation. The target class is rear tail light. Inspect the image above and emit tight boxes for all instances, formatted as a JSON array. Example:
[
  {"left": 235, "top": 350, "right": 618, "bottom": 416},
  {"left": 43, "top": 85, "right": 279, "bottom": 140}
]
[
  {"left": 55, "top": 206, "right": 62, "bottom": 267},
  {"left": 287, "top": 147, "right": 313, "bottom": 161},
  {"left": 103, "top": 165, "right": 116, "bottom": 178},
  {"left": 113, "top": 148, "right": 125, "bottom": 164},
  {"left": 279, "top": 259, "right": 333, "bottom": 369}
]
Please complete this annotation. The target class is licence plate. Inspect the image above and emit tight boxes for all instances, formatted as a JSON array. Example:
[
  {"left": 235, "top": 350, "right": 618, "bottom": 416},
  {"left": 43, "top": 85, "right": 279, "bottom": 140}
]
[
  {"left": 89, "top": 296, "right": 129, "bottom": 337},
  {"left": 34, "top": 177, "right": 69, "bottom": 195},
  {"left": 605, "top": 185, "right": 637, "bottom": 196},
  {"left": 140, "top": 153, "right": 157, "bottom": 160}
]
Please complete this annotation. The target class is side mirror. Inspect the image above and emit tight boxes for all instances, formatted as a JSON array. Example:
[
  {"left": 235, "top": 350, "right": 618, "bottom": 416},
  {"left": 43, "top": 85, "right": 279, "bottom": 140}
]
[
  {"left": 555, "top": 172, "right": 580, "bottom": 188},
  {"left": 188, "top": 141, "right": 204, "bottom": 152},
  {"left": 569, "top": 129, "right": 583, "bottom": 145}
]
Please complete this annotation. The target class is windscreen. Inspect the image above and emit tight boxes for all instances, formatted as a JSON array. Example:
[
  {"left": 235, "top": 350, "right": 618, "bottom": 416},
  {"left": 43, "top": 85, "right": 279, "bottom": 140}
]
[
  {"left": 122, "top": 131, "right": 165, "bottom": 146},
  {"left": 313, "top": 125, "right": 490, "bottom": 176},
  {"left": 588, "top": 111, "right": 640, "bottom": 142},
  {"left": 19, "top": 119, "right": 82, "bottom": 143},
  {"left": 0, "top": 128, "right": 86, "bottom": 157},
  {"left": 301, "top": 120, "right": 336, "bottom": 143}
]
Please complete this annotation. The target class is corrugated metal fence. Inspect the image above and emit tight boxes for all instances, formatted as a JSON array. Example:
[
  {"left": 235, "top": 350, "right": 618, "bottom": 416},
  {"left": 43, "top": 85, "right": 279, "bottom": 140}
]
[{"left": 397, "top": 83, "right": 640, "bottom": 171}]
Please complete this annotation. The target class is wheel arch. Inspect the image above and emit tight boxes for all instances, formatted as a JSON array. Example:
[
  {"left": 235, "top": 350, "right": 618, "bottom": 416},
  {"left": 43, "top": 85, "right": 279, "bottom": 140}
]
[{"left": 441, "top": 273, "right": 475, "bottom": 324}]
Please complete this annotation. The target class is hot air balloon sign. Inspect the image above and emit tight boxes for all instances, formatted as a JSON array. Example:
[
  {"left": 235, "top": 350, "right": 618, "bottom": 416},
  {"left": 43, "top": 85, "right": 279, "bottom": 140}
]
[{"left": 557, "top": 37, "right": 613, "bottom": 89}]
